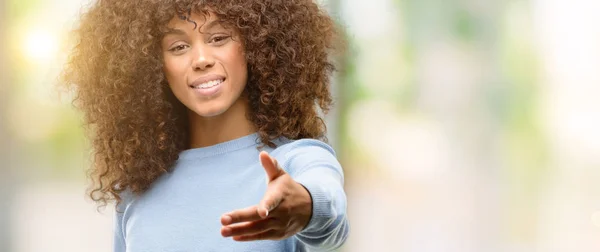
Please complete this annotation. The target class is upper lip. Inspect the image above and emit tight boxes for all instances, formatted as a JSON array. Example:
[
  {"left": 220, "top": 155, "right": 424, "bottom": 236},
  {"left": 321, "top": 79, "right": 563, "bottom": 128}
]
[{"left": 189, "top": 74, "right": 226, "bottom": 88}]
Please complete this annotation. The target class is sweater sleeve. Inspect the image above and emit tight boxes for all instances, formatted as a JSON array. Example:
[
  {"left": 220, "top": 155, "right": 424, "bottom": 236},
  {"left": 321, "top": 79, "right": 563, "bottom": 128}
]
[
  {"left": 113, "top": 208, "right": 126, "bottom": 252},
  {"left": 283, "top": 140, "right": 350, "bottom": 251},
  {"left": 113, "top": 193, "right": 131, "bottom": 252}
]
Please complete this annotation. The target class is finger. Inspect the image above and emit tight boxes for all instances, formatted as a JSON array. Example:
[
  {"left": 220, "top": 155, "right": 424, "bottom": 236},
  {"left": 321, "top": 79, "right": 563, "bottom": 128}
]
[
  {"left": 259, "top": 151, "right": 285, "bottom": 182},
  {"left": 232, "top": 229, "right": 284, "bottom": 242},
  {"left": 221, "top": 218, "right": 279, "bottom": 237},
  {"left": 221, "top": 206, "right": 262, "bottom": 225},
  {"left": 257, "top": 189, "right": 283, "bottom": 218}
]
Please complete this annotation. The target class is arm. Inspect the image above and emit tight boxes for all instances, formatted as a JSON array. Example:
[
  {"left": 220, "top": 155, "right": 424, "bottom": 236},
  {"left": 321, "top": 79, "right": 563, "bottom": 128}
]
[
  {"left": 220, "top": 140, "right": 349, "bottom": 251},
  {"left": 285, "top": 141, "right": 350, "bottom": 251},
  {"left": 113, "top": 195, "right": 130, "bottom": 252},
  {"left": 113, "top": 209, "right": 126, "bottom": 252}
]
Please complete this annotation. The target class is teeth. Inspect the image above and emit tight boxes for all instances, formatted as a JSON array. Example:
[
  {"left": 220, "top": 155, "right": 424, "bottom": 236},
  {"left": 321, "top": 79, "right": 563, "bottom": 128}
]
[{"left": 193, "top": 79, "right": 223, "bottom": 89}]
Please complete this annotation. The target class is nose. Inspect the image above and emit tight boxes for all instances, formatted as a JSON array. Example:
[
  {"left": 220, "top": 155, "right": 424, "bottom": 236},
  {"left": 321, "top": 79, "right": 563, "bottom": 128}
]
[{"left": 191, "top": 45, "right": 215, "bottom": 71}]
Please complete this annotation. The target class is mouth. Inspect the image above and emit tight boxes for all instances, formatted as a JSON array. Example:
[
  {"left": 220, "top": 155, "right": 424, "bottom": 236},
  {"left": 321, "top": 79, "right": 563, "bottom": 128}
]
[{"left": 189, "top": 78, "right": 226, "bottom": 89}]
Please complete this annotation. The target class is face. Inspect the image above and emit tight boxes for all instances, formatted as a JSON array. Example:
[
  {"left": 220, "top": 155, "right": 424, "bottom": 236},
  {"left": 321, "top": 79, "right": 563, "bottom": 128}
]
[{"left": 161, "top": 11, "right": 248, "bottom": 118}]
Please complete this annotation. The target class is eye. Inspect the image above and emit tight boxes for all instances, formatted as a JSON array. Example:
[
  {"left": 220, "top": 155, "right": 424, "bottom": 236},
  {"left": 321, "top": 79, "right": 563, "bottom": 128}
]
[
  {"left": 209, "top": 35, "right": 231, "bottom": 45},
  {"left": 169, "top": 44, "right": 189, "bottom": 53}
]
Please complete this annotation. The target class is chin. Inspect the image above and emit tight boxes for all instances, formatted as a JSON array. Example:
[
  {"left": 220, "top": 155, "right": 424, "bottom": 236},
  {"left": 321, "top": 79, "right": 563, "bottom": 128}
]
[
  {"left": 196, "top": 110, "right": 225, "bottom": 118},
  {"left": 189, "top": 105, "right": 228, "bottom": 118},
  {"left": 185, "top": 96, "right": 244, "bottom": 119}
]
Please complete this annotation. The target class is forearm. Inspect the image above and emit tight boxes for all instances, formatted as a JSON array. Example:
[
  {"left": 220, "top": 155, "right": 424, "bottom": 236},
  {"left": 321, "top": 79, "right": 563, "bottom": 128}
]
[{"left": 294, "top": 168, "right": 349, "bottom": 251}]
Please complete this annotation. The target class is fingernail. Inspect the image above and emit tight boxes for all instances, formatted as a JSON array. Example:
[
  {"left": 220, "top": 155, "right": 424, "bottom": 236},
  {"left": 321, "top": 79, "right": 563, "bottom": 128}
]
[
  {"left": 222, "top": 215, "right": 232, "bottom": 225},
  {"left": 265, "top": 209, "right": 269, "bottom": 217},
  {"left": 222, "top": 227, "right": 231, "bottom": 237}
]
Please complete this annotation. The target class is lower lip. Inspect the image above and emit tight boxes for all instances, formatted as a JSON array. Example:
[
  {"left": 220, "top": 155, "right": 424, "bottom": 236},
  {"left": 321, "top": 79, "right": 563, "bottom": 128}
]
[{"left": 190, "top": 80, "right": 224, "bottom": 97}]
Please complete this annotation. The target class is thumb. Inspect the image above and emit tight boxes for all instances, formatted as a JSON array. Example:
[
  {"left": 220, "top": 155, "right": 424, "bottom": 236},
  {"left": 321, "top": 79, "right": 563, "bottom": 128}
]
[
  {"left": 257, "top": 191, "right": 282, "bottom": 218},
  {"left": 259, "top": 151, "right": 285, "bottom": 182}
]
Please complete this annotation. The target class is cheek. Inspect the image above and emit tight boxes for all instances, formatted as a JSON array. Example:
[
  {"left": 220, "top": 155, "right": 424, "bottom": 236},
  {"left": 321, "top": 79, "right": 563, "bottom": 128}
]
[
  {"left": 163, "top": 57, "right": 186, "bottom": 85},
  {"left": 231, "top": 48, "right": 248, "bottom": 81},
  {"left": 233, "top": 59, "right": 248, "bottom": 81}
]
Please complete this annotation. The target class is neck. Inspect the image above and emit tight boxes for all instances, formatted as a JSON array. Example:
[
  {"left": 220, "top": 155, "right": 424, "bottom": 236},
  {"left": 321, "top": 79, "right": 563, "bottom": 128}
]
[{"left": 188, "top": 97, "right": 256, "bottom": 149}]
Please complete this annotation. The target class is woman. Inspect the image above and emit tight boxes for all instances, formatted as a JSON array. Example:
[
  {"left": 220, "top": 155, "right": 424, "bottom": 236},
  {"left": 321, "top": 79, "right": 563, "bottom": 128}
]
[{"left": 61, "top": 0, "right": 349, "bottom": 251}]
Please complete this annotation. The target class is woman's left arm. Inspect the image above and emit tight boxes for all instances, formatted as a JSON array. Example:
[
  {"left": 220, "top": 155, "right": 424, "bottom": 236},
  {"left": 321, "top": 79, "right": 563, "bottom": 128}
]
[
  {"left": 220, "top": 141, "right": 349, "bottom": 251},
  {"left": 286, "top": 142, "right": 350, "bottom": 251}
]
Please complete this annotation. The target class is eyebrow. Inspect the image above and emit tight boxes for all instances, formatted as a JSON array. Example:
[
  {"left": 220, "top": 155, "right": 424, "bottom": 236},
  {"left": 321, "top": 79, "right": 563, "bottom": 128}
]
[
  {"left": 164, "top": 19, "right": 225, "bottom": 36},
  {"left": 199, "top": 19, "right": 224, "bottom": 32},
  {"left": 163, "top": 28, "right": 187, "bottom": 36}
]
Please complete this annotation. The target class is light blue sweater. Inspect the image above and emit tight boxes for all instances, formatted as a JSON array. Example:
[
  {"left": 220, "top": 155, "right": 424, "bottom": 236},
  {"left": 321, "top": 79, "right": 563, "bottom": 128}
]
[{"left": 113, "top": 133, "right": 349, "bottom": 252}]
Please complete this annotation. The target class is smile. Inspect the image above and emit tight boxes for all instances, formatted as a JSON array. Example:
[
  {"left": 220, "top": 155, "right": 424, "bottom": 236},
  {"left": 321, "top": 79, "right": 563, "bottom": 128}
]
[{"left": 190, "top": 78, "right": 225, "bottom": 89}]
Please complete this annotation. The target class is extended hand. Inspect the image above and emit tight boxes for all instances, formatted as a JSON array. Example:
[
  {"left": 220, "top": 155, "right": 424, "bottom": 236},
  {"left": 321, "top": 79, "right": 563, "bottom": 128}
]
[{"left": 220, "top": 151, "right": 312, "bottom": 241}]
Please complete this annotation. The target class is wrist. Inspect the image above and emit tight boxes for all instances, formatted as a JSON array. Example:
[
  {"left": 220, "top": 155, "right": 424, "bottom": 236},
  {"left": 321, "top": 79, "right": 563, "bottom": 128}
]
[{"left": 296, "top": 182, "right": 313, "bottom": 230}]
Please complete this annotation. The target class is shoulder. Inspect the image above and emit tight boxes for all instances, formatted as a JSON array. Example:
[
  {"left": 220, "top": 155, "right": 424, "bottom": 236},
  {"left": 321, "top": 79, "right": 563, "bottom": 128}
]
[{"left": 115, "top": 189, "right": 137, "bottom": 214}]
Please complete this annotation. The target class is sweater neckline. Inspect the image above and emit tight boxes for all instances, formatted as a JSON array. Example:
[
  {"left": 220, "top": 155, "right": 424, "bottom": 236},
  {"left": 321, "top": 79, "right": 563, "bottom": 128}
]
[{"left": 177, "top": 133, "right": 261, "bottom": 160}]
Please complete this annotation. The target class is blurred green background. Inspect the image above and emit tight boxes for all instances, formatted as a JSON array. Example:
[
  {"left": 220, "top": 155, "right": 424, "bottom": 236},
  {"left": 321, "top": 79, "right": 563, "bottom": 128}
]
[{"left": 1, "top": 0, "right": 600, "bottom": 251}]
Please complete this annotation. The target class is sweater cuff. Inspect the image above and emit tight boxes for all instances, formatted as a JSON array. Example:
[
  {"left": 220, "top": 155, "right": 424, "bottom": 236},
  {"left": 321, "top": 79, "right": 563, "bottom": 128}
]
[{"left": 298, "top": 180, "right": 335, "bottom": 234}]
